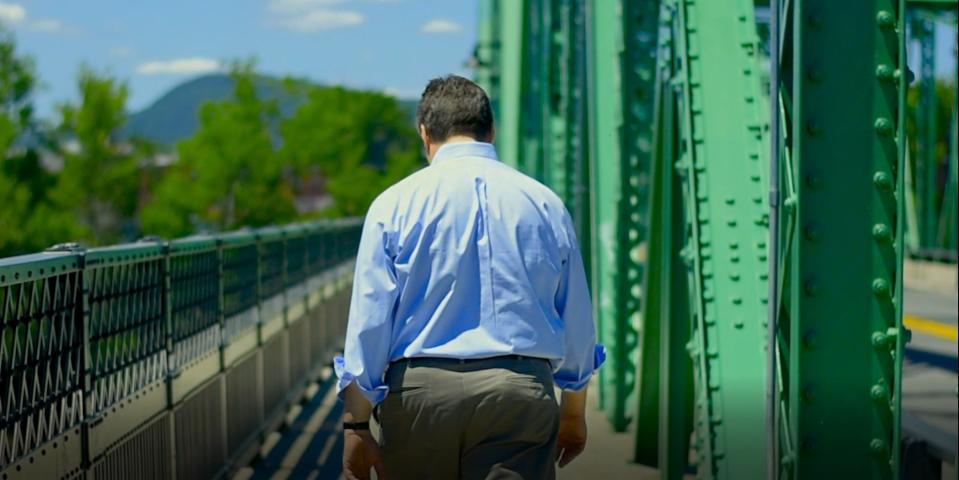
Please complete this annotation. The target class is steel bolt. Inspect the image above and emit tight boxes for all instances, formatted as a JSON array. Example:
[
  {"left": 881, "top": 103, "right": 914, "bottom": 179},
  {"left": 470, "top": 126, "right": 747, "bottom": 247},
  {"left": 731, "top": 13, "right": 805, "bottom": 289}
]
[
  {"left": 870, "top": 383, "right": 888, "bottom": 401},
  {"left": 872, "top": 223, "right": 891, "bottom": 241},
  {"left": 804, "top": 279, "right": 819, "bottom": 296},
  {"left": 875, "top": 64, "right": 894, "bottom": 81},
  {"left": 805, "top": 174, "right": 822, "bottom": 189},
  {"left": 806, "top": 120, "right": 822, "bottom": 136},
  {"left": 803, "top": 330, "right": 818, "bottom": 349},
  {"left": 876, "top": 11, "right": 895, "bottom": 29},
  {"left": 873, "top": 171, "right": 892, "bottom": 190},
  {"left": 804, "top": 225, "right": 820, "bottom": 241},
  {"left": 872, "top": 278, "right": 889, "bottom": 296},
  {"left": 870, "top": 438, "right": 887, "bottom": 454},
  {"left": 874, "top": 117, "right": 893, "bottom": 136},
  {"left": 806, "top": 66, "right": 823, "bottom": 83},
  {"left": 871, "top": 331, "right": 888, "bottom": 347},
  {"left": 807, "top": 12, "right": 823, "bottom": 29}
]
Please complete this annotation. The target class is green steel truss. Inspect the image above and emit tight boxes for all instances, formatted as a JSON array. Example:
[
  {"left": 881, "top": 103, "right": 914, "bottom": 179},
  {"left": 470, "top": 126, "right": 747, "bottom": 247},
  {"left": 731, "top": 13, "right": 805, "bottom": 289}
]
[
  {"left": 776, "top": 0, "right": 907, "bottom": 477},
  {"left": 476, "top": 0, "right": 911, "bottom": 476}
]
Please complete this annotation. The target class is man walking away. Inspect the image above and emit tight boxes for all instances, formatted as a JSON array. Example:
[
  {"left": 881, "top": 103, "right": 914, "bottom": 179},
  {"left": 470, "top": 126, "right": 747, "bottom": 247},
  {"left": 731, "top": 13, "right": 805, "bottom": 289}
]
[{"left": 335, "top": 75, "right": 604, "bottom": 480}]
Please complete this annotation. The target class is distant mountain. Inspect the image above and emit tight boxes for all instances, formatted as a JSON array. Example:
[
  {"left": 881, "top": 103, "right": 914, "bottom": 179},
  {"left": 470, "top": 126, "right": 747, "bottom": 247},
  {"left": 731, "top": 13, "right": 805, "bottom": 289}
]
[{"left": 122, "top": 74, "right": 420, "bottom": 147}]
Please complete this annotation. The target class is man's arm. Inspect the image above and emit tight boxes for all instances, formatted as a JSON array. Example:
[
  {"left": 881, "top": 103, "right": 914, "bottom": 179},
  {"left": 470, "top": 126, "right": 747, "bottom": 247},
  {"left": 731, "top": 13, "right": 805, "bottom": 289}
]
[
  {"left": 337, "top": 204, "right": 399, "bottom": 480},
  {"left": 552, "top": 213, "right": 604, "bottom": 468}
]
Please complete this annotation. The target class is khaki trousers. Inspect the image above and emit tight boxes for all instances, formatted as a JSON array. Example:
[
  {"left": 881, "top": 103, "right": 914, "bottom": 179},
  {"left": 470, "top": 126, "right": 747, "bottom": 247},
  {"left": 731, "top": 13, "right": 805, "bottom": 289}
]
[{"left": 376, "top": 356, "right": 559, "bottom": 480}]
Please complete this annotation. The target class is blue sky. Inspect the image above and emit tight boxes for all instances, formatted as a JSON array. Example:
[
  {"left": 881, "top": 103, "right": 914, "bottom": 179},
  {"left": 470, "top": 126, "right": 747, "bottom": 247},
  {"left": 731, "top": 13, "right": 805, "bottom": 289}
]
[{"left": 4, "top": 0, "right": 478, "bottom": 120}]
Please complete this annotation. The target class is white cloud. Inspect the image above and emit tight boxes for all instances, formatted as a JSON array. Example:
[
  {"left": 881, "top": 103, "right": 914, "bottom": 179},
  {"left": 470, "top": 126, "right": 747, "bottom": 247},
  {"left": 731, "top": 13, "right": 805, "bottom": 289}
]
[
  {"left": 0, "top": 2, "right": 73, "bottom": 34},
  {"left": 28, "top": 19, "right": 66, "bottom": 33},
  {"left": 136, "top": 57, "right": 222, "bottom": 75},
  {"left": 0, "top": 2, "right": 25, "bottom": 24},
  {"left": 420, "top": 19, "right": 462, "bottom": 34},
  {"left": 268, "top": 0, "right": 346, "bottom": 13},
  {"left": 275, "top": 9, "right": 363, "bottom": 32}
]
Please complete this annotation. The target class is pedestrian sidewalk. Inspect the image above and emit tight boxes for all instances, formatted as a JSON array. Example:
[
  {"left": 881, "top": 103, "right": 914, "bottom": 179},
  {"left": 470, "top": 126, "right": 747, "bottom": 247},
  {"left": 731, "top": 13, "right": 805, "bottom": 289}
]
[{"left": 236, "top": 374, "right": 663, "bottom": 479}]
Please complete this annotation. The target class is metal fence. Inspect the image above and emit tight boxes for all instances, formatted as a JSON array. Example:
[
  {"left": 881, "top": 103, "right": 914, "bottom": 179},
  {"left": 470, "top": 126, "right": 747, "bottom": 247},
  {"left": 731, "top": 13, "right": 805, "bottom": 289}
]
[{"left": 0, "top": 219, "right": 362, "bottom": 479}]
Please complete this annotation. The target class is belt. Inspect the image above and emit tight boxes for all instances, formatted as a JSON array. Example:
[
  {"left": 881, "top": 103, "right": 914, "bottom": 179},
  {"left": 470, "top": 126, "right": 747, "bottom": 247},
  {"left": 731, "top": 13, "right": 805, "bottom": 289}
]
[{"left": 389, "top": 354, "right": 547, "bottom": 368}]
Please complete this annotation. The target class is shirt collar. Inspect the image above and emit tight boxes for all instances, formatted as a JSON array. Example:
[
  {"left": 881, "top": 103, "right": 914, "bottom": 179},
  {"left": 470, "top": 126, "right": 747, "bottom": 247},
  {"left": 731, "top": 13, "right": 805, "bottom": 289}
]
[{"left": 430, "top": 141, "right": 499, "bottom": 166}]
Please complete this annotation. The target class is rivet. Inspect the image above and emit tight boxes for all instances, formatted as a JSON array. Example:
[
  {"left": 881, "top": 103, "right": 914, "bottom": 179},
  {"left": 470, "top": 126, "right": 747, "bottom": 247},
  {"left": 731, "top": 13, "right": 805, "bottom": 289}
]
[
  {"left": 805, "top": 174, "right": 822, "bottom": 189},
  {"left": 872, "top": 171, "right": 892, "bottom": 190},
  {"left": 802, "top": 330, "right": 818, "bottom": 349},
  {"left": 806, "top": 121, "right": 822, "bottom": 136},
  {"left": 756, "top": 240, "right": 767, "bottom": 249},
  {"left": 870, "top": 383, "right": 888, "bottom": 401},
  {"left": 727, "top": 219, "right": 737, "bottom": 227},
  {"left": 870, "top": 438, "right": 887, "bottom": 454},
  {"left": 872, "top": 278, "right": 889, "bottom": 296},
  {"left": 803, "top": 225, "right": 820, "bottom": 241},
  {"left": 807, "top": 13, "right": 823, "bottom": 29},
  {"left": 875, "top": 64, "right": 894, "bottom": 81},
  {"left": 801, "top": 385, "right": 814, "bottom": 403},
  {"left": 730, "top": 255, "right": 740, "bottom": 263},
  {"left": 874, "top": 117, "right": 893, "bottom": 136},
  {"left": 871, "top": 331, "right": 888, "bottom": 347},
  {"left": 725, "top": 197, "right": 735, "bottom": 205},
  {"left": 731, "top": 296, "right": 742, "bottom": 305},
  {"left": 803, "top": 279, "right": 819, "bottom": 296},
  {"left": 733, "top": 319, "right": 744, "bottom": 329},
  {"left": 729, "top": 241, "right": 739, "bottom": 250},
  {"left": 730, "top": 272, "right": 741, "bottom": 281},
  {"left": 806, "top": 66, "right": 823, "bottom": 83},
  {"left": 872, "top": 223, "right": 891, "bottom": 241},
  {"left": 876, "top": 10, "right": 895, "bottom": 29}
]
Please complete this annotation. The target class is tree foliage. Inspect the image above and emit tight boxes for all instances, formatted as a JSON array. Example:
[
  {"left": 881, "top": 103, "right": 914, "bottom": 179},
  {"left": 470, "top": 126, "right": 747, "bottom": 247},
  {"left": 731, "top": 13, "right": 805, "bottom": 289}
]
[
  {"left": 1, "top": 32, "right": 424, "bottom": 256},
  {"left": 142, "top": 62, "right": 298, "bottom": 237},
  {"left": 280, "top": 84, "right": 422, "bottom": 217},
  {"left": 54, "top": 66, "right": 140, "bottom": 244},
  {"left": 0, "top": 30, "right": 84, "bottom": 256}
]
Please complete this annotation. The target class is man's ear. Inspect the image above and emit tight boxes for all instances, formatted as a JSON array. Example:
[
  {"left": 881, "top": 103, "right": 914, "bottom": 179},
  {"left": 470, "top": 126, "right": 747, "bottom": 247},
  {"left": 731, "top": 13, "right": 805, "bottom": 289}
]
[
  {"left": 419, "top": 124, "right": 430, "bottom": 145},
  {"left": 488, "top": 124, "right": 496, "bottom": 143}
]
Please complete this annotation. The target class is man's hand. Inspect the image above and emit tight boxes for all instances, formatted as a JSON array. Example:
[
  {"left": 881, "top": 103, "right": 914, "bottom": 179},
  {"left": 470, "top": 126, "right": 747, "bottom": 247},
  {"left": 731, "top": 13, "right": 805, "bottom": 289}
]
[
  {"left": 556, "top": 387, "right": 589, "bottom": 468},
  {"left": 343, "top": 429, "right": 386, "bottom": 480},
  {"left": 556, "top": 413, "right": 587, "bottom": 468}
]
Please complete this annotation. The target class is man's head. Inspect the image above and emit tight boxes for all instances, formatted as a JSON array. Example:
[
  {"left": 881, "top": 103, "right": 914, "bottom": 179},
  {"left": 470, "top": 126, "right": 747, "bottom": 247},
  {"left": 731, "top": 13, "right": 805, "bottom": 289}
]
[{"left": 416, "top": 75, "right": 495, "bottom": 161}]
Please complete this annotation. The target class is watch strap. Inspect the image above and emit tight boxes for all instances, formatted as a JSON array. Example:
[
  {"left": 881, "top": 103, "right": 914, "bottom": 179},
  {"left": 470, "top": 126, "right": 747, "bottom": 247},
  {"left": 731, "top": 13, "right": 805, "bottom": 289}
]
[{"left": 343, "top": 421, "right": 370, "bottom": 431}]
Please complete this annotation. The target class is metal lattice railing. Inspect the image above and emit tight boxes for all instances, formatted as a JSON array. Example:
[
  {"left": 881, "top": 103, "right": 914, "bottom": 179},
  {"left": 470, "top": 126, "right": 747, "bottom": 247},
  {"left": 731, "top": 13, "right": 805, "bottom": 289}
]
[{"left": 0, "top": 219, "right": 362, "bottom": 479}]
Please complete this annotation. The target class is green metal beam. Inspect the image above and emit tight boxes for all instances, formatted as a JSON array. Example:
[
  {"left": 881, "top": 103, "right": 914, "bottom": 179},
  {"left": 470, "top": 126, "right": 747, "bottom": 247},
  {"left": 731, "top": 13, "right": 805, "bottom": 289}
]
[
  {"left": 781, "top": 0, "right": 906, "bottom": 477},
  {"left": 672, "top": 0, "right": 771, "bottom": 476}
]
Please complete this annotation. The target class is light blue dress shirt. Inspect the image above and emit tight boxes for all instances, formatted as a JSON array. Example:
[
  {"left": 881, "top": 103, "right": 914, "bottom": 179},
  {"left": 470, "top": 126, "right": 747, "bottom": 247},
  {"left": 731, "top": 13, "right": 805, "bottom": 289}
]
[{"left": 334, "top": 141, "right": 604, "bottom": 405}]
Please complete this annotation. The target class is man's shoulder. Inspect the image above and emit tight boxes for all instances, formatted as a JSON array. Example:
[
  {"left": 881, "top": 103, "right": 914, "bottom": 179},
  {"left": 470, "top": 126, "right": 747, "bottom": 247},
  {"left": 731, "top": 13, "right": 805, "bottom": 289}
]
[{"left": 367, "top": 166, "right": 435, "bottom": 219}]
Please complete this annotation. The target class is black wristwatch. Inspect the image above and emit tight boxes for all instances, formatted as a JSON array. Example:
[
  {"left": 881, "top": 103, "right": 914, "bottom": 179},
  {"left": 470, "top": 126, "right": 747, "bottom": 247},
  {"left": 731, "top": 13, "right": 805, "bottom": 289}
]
[{"left": 343, "top": 421, "right": 370, "bottom": 431}]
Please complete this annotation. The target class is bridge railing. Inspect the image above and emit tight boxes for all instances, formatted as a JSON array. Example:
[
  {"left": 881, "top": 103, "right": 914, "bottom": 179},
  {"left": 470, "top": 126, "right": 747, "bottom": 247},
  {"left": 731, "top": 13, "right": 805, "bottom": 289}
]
[{"left": 0, "top": 219, "right": 362, "bottom": 480}]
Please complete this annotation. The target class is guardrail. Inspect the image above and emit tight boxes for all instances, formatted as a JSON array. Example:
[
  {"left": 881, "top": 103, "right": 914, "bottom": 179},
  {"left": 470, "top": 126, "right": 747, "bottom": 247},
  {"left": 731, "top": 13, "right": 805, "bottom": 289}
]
[{"left": 0, "top": 219, "right": 362, "bottom": 479}]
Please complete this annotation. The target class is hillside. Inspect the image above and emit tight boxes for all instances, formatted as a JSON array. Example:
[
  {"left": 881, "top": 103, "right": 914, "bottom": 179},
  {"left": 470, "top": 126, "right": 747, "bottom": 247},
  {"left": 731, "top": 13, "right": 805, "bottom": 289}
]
[{"left": 123, "top": 74, "right": 419, "bottom": 147}]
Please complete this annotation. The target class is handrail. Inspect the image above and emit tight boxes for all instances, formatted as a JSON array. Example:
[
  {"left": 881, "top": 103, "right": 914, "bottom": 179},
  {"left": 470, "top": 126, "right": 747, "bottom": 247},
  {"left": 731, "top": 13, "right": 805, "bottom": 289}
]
[{"left": 0, "top": 219, "right": 363, "bottom": 479}]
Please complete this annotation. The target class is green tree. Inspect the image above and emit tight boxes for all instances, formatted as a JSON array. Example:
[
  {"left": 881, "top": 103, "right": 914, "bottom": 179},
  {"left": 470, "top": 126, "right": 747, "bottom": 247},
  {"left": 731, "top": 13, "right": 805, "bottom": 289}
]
[
  {"left": 54, "top": 66, "right": 140, "bottom": 244},
  {"left": 280, "top": 85, "right": 422, "bottom": 216},
  {"left": 141, "top": 62, "right": 297, "bottom": 237},
  {"left": 0, "top": 30, "right": 84, "bottom": 256}
]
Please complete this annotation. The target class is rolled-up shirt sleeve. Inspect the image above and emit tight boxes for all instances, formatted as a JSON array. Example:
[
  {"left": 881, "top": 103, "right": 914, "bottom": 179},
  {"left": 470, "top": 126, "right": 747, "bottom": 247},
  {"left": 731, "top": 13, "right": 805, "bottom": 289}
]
[
  {"left": 552, "top": 214, "right": 605, "bottom": 391},
  {"left": 334, "top": 203, "right": 398, "bottom": 406}
]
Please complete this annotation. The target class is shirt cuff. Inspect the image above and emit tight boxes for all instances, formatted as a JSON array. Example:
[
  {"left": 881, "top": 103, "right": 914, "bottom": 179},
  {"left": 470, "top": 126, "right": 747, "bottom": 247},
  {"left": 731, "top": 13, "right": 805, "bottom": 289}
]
[
  {"left": 593, "top": 344, "right": 607, "bottom": 370},
  {"left": 554, "top": 344, "right": 607, "bottom": 391},
  {"left": 333, "top": 355, "right": 390, "bottom": 405}
]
